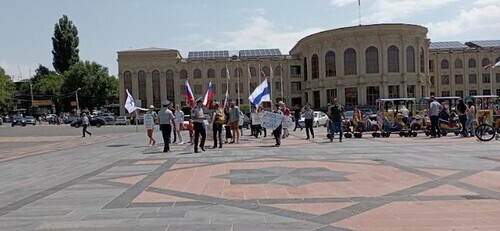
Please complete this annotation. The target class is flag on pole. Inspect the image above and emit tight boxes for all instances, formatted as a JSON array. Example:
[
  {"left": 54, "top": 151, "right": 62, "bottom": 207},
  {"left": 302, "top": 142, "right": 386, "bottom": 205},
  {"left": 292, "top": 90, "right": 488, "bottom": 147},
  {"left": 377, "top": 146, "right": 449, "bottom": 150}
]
[
  {"left": 484, "top": 64, "right": 493, "bottom": 69},
  {"left": 226, "top": 65, "right": 231, "bottom": 79},
  {"left": 203, "top": 82, "right": 214, "bottom": 108},
  {"left": 494, "top": 61, "right": 500, "bottom": 68},
  {"left": 124, "top": 89, "right": 147, "bottom": 113},
  {"left": 260, "top": 69, "right": 266, "bottom": 77},
  {"left": 184, "top": 80, "right": 195, "bottom": 107},
  {"left": 221, "top": 88, "right": 229, "bottom": 109},
  {"left": 248, "top": 79, "right": 271, "bottom": 107},
  {"left": 247, "top": 64, "right": 252, "bottom": 79}
]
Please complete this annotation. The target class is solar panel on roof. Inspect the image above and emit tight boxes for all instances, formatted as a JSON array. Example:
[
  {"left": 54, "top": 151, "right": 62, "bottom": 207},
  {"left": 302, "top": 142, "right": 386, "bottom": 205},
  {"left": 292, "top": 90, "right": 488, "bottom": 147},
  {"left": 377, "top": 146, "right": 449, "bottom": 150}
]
[
  {"left": 429, "top": 41, "right": 468, "bottom": 50},
  {"left": 188, "top": 50, "right": 229, "bottom": 59},
  {"left": 239, "top": 49, "right": 282, "bottom": 57},
  {"left": 467, "top": 40, "right": 500, "bottom": 48}
]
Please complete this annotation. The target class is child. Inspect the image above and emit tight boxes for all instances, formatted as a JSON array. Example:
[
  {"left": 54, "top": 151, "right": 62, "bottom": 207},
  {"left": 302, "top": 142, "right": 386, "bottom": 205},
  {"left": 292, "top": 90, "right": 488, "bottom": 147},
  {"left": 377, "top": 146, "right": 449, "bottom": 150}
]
[{"left": 188, "top": 119, "right": 194, "bottom": 144}]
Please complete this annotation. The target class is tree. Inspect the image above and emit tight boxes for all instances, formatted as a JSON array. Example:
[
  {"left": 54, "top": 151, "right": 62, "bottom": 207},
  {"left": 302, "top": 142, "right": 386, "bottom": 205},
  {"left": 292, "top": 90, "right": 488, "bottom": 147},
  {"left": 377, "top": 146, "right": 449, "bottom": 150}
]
[
  {"left": 61, "top": 61, "right": 118, "bottom": 110},
  {"left": 34, "top": 73, "right": 64, "bottom": 96},
  {"left": 52, "top": 15, "right": 79, "bottom": 74},
  {"left": 0, "top": 67, "right": 15, "bottom": 113},
  {"left": 31, "top": 64, "right": 52, "bottom": 84}
]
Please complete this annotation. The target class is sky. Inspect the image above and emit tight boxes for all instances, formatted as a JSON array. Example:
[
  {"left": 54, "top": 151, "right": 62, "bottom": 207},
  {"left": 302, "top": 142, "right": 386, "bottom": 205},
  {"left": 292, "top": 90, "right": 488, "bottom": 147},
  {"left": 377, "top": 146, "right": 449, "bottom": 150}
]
[{"left": 1, "top": 0, "right": 500, "bottom": 81}]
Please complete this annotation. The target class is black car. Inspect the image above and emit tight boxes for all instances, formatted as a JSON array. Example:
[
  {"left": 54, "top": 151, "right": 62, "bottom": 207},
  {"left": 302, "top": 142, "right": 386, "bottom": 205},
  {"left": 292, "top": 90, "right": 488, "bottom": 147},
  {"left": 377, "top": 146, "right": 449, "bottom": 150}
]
[
  {"left": 70, "top": 116, "right": 105, "bottom": 128},
  {"left": 11, "top": 116, "right": 27, "bottom": 127}
]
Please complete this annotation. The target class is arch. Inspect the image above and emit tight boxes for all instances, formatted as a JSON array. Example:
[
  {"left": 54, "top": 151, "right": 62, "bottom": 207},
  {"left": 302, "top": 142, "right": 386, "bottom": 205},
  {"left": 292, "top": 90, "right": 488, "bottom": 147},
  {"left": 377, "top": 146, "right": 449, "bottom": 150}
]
[
  {"left": 262, "top": 66, "right": 270, "bottom": 77},
  {"left": 365, "top": 46, "right": 379, "bottom": 74},
  {"left": 166, "top": 70, "right": 175, "bottom": 102},
  {"left": 387, "top": 45, "right": 399, "bottom": 73},
  {"left": 311, "top": 54, "right": 319, "bottom": 79},
  {"left": 440, "top": 59, "right": 449, "bottom": 69},
  {"left": 406, "top": 46, "right": 415, "bottom": 72},
  {"left": 207, "top": 68, "right": 215, "bottom": 78},
  {"left": 123, "top": 71, "right": 132, "bottom": 95},
  {"left": 221, "top": 68, "right": 228, "bottom": 78},
  {"left": 325, "top": 51, "right": 336, "bottom": 77},
  {"left": 468, "top": 58, "right": 476, "bottom": 68},
  {"left": 250, "top": 67, "right": 257, "bottom": 78},
  {"left": 496, "top": 57, "right": 500, "bottom": 63},
  {"left": 234, "top": 67, "right": 242, "bottom": 78},
  {"left": 454, "top": 59, "right": 463, "bottom": 69},
  {"left": 344, "top": 48, "right": 357, "bottom": 75},
  {"left": 482, "top": 58, "right": 490, "bottom": 67},
  {"left": 179, "top": 69, "right": 188, "bottom": 79},
  {"left": 193, "top": 69, "right": 202, "bottom": 78},
  {"left": 138, "top": 70, "right": 147, "bottom": 107},
  {"left": 419, "top": 47, "right": 425, "bottom": 73},
  {"left": 152, "top": 70, "right": 161, "bottom": 107}
]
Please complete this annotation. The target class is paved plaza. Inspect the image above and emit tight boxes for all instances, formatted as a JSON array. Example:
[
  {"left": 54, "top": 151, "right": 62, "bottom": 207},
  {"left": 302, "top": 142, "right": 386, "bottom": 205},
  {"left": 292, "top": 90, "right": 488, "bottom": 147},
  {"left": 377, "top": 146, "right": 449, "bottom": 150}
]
[{"left": 0, "top": 125, "right": 499, "bottom": 230}]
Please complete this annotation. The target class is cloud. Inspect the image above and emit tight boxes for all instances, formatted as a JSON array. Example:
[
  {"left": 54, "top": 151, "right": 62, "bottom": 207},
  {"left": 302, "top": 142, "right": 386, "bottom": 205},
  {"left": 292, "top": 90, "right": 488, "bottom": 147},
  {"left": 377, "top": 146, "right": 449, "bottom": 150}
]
[
  {"left": 0, "top": 60, "right": 34, "bottom": 81},
  {"left": 200, "top": 16, "right": 324, "bottom": 54},
  {"left": 331, "top": 0, "right": 358, "bottom": 7},
  {"left": 360, "top": 0, "right": 460, "bottom": 22}
]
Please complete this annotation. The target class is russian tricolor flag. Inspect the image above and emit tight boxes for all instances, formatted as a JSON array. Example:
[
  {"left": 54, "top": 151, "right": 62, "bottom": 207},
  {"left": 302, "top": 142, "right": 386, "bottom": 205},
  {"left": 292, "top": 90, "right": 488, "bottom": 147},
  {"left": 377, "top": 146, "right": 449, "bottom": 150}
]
[
  {"left": 184, "top": 80, "right": 195, "bottom": 107},
  {"left": 203, "top": 82, "right": 214, "bottom": 108}
]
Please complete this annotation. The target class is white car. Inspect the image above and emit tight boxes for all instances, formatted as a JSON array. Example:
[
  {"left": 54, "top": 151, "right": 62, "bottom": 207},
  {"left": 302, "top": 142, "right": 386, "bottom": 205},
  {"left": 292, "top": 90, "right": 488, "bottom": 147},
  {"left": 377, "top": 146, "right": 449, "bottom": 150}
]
[{"left": 298, "top": 111, "right": 329, "bottom": 128}]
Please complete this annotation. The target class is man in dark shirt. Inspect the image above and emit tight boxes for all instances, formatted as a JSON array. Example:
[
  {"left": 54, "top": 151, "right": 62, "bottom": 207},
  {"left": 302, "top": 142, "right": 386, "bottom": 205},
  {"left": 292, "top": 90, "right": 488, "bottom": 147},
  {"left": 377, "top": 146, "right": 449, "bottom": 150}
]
[
  {"left": 293, "top": 104, "right": 303, "bottom": 131},
  {"left": 328, "top": 98, "right": 346, "bottom": 142}
]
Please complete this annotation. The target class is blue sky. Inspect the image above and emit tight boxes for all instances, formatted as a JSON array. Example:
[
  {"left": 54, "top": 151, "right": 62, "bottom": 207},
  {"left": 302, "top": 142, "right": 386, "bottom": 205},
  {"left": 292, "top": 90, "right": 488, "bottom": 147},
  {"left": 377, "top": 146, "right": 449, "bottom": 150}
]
[{"left": 1, "top": 0, "right": 499, "bottom": 80}]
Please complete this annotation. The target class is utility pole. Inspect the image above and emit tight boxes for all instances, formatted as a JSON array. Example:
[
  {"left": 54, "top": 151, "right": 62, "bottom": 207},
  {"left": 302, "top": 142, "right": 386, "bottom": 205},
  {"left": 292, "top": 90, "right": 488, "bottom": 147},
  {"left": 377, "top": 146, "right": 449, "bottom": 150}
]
[
  {"left": 76, "top": 88, "right": 81, "bottom": 114},
  {"left": 29, "top": 69, "right": 34, "bottom": 108}
]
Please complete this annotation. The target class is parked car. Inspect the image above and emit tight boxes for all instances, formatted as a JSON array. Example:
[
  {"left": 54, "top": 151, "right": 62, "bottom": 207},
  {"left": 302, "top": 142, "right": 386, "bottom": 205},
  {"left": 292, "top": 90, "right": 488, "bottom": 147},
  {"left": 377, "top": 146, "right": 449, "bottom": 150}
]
[
  {"left": 11, "top": 115, "right": 27, "bottom": 127},
  {"left": 70, "top": 116, "right": 105, "bottom": 128},
  {"left": 114, "top": 116, "right": 129, "bottom": 125},
  {"left": 130, "top": 115, "right": 144, "bottom": 125},
  {"left": 298, "top": 111, "right": 329, "bottom": 128},
  {"left": 63, "top": 116, "right": 78, "bottom": 124},
  {"left": 25, "top": 116, "right": 36, "bottom": 125}
]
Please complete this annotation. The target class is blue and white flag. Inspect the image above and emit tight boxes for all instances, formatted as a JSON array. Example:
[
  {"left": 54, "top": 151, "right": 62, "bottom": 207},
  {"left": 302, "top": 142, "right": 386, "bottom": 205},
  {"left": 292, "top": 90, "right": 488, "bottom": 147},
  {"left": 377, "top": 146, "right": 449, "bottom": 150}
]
[{"left": 248, "top": 79, "right": 270, "bottom": 107}]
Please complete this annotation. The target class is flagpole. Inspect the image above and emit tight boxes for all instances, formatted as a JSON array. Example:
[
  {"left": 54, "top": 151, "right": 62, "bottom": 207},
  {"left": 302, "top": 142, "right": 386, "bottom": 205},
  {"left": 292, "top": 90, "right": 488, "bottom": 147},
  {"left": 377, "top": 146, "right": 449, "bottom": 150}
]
[
  {"left": 280, "top": 63, "right": 284, "bottom": 100},
  {"left": 237, "top": 64, "right": 241, "bottom": 106},
  {"left": 225, "top": 64, "right": 229, "bottom": 103},
  {"left": 135, "top": 109, "right": 138, "bottom": 133},
  {"left": 490, "top": 64, "right": 494, "bottom": 95},
  {"left": 247, "top": 64, "right": 251, "bottom": 110},
  {"left": 358, "top": 0, "right": 361, "bottom": 26},
  {"left": 258, "top": 63, "right": 262, "bottom": 84},
  {"left": 270, "top": 63, "right": 273, "bottom": 103}
]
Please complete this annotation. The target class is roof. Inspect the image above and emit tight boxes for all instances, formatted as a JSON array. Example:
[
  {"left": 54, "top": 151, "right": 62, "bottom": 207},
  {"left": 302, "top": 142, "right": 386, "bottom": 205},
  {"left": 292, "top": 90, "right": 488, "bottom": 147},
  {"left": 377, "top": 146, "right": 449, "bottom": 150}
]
[
  {"left": 187, "top": 48, "right": 283, "bottom": 60},
  {"left": 465, "top": 40, "right": 500, "bottom": 49},
  {"left": 429, "top": 41, "right": 468, "bottom": 50},
  {"left": 118, "top": 47, "right": 174, "bottom": 53}
]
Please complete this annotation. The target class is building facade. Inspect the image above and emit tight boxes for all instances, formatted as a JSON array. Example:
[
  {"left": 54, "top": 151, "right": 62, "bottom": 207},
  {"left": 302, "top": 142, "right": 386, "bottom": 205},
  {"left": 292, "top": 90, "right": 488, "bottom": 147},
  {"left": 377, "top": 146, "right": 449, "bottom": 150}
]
[{"left": 118, "top": 23, "right": 500, "bottom": 115}]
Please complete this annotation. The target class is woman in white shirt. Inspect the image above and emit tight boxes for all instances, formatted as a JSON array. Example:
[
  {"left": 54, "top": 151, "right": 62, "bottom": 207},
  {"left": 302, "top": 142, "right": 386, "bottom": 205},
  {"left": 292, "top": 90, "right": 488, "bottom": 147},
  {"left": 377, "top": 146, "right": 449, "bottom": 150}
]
[{"left": 173, "top": 104, "right": 185, "bottom": 144}]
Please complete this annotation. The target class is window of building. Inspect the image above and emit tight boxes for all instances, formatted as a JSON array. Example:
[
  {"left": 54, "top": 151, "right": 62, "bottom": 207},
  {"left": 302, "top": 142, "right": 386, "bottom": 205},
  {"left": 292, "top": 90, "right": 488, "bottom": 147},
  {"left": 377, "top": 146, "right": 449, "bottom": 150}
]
[
  {"left": 366, "top": 86, "right": 380, "bottom": 105},
  {"left": 262, "top": 66, "right": 270, "bottom": 77},
  {"left": 344, "top": 48, "right": 357, "bottom": 75},
  {"left": 469, "top": 74, "right": 477, "bottom": 84},
  {"left": 441, "top": 75, "right": 450, "bottom": 85},
  {"left": 388, "top": 45, "right": 400, "bottom": 73},
  {"left": 313, "top": 91, "right": 320, "bottom": 108},
  {"left": 194, "top": 84, "right": 202, "bottom": 95},
  {"left": 326, "top": 89, "right": 337, "bottom": 103},
  {"left": 291, "top": 65, "right": 301, "bottom": 75},
  {"left": 442, "top": 91, "right": 450, "bottom": 97},
  {"left": 483, "top": 89, "right": 491, "bottom": 95},
  {"left": 441, "top": 59, "right": 449, "bottom": 69},
  {"left": 250, "top": 67, "right": 257, "bottom": 78},
  {"left": 234, "top": 67, "right": 242, "bottom": 78},
  {"left": 221, "top": 83, "right": 229, "bottom": 94},
  {"left": 193, "top": 69, "right": 202, "bottom": 79},
  {"left": 497, "top": 73, "right": 500, "bottom": 83},
  {"left": 469, "top": 90, "right": 477, "bottom": 96},
  {"left": 303, "top": 58, "right": 308, "bottom": 81},
  {"left": 212, "top": 84, "right": 217, "bottom": 94},
  {"left": 482, "top": 73, "right": 490, "bottom": 83},
  {"left": 221, "top": 68, "right": 228, "bottom": 79},
  {"left": 152, "top": 70, "right": 161, "bottom": 108},
  {"left": 455, "top": 90, "right": 464, "bottom": 98},
  {"left": 455, "top": 74, "right": 463, "bottom": 85},
  {"left": 468, "top": 58, "right": 476, "bottom": 68},
  {"left": 345, "top": 87, "right": 358, "bottom": 106},
  {"left": 273, "top": 82, "right": 280, "bottom": 90},
  {"left": 291, "top": 82, "right": 302, "bottom": 94},
  {"left": 207, "top": 68, "right": 215, "bottom": 78},
  {"left": 311, "top": 54, "right": 319, "bottom": 79},
  {"left": 179, "top": 69, "right": 188, "bottom": 79},
  {"left": 166, "top": 70, "right": 175, "bottom": 102},
  {"left": 482, "top": 58, "right": 490, "bottom": 68},
  {"left": 420, "top": 47, "right": 425, "bottom": 73},
  {"left": 429, "top": 60, "right": 435, "bottom": 73},
  {"left": 365, "top": 46, "right": 379, "bottom": 74},
  {"left": 430, "top": 76, "right": 435, "bottom": 87},
  {"left": 388, "top": 85, "right": 400, "bottom": 98},
  {"left": 138, "top": 70, "right": 147, "bottom": 107},
  {"left": 407, "top": 85, "right": 415, "bottom": 98},
  {"left": 123, "top": 71, "right": 132, "bottom": 95},
  {"left": 406, "top": 46, "right": 415, "bottom": 72},
  {"left": 454, "top": 59, "right": 463, "bottom": 68},
  {"left": 497, "top": 89, "right": 500, "bottom": 96},
  {"left": 325, "top": 51, "right": 336, "bottom": 77}
]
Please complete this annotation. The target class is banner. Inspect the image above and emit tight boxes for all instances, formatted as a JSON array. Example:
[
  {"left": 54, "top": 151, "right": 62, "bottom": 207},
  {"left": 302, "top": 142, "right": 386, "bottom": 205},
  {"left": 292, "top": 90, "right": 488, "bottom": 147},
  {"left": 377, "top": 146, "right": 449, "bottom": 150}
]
[
  {"left": 261, "top": 111, "right": 284, "bottom": 130},
  {"left": 282, "top": 116, "right": 293, "bottom": 128},
  {"left": 144, "top": 113, "right": 154, "bottom": 129},
  {"left": 251, "top": 113, "right": 263, "bottom": 125}
]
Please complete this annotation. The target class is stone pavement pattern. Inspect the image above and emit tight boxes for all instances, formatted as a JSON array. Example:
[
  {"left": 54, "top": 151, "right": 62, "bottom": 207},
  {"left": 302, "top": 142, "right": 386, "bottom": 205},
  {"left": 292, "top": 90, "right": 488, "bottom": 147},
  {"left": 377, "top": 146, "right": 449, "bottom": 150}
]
[{"left": 0, "top": 125, "right": 499, "bottom": 230}]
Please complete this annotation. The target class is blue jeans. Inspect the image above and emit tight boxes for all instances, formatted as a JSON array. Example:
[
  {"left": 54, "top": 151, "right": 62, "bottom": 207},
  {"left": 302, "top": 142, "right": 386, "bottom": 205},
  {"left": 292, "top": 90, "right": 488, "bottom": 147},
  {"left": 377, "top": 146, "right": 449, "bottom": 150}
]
[
  {"left": 330, "top": 121, "right": 343, "bottom": 140},
  {"left": 466, "top": 115, "right": 475, "bottom": 136}
]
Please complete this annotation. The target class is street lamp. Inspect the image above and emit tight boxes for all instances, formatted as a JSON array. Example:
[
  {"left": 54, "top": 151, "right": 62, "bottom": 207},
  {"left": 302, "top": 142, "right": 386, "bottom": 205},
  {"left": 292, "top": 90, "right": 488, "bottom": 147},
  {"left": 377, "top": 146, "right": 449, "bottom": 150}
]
[{"left": 75, "top": 88, "right": 81, "bottom": 113}]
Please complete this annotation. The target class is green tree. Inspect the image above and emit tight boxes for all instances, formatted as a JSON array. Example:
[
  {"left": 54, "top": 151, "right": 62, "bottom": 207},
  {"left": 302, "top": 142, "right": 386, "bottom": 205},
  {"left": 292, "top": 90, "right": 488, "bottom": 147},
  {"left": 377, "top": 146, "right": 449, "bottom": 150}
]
[
  {"left": 31, "top": 64, "right": 52, "bottom": 84},
  {"left": 52, "top": 15, "right": 79, "bottom": 74},
  {"left": 34, "top": 73, "right": 64, "bottom": 96},
  {"left": 0, "top": 67, "right": 15, "bottom": 113},
  {"left": 61, "top": 61, "right": 118, "bottom": 110}
]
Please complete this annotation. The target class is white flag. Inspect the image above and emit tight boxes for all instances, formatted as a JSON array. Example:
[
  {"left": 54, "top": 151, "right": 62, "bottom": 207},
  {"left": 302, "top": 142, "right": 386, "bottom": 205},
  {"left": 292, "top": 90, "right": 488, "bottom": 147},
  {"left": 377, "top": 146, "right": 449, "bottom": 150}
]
[
  {"left": 125, "top": 89, "right": 136, "bottom": 113},
  {"left": 494, "top": 61, "right": 500, "bottom": 68}
]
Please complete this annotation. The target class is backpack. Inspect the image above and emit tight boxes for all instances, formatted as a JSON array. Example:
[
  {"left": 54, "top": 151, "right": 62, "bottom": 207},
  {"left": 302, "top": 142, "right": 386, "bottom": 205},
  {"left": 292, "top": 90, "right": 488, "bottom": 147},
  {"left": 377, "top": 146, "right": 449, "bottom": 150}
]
[{"left": 215, "top": 110, "right": 226, "bottom": 124}]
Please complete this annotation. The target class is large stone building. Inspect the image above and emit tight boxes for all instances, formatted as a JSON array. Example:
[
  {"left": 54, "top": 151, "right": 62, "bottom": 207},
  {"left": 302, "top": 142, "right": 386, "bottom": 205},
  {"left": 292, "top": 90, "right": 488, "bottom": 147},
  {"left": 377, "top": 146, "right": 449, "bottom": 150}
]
[{"left": 117, "top": 23, "right": 500, "bottom": 115}]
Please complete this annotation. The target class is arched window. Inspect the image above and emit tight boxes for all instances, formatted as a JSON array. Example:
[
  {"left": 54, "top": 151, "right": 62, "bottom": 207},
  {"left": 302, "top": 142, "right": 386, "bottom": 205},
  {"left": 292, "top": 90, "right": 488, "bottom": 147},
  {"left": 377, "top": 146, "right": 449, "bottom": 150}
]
[
  {"left": 138, "top": 70, "right": 147, "bottom": 107},
  {"left": 193, "top": 69, "right": 202, "bottom": 79},
  {"left": 166, "top": 70, "right": 175, "bottom": 102},
  {"left": 406, "top": 46, "right": 415, "bottom": 72},
  {"left": 123, "top": 71, "right": 132, "bottom": 95},
  {"left": 275, "top": 66, "right": 282, "bottom": 76},
  {"left": 207, "top": 68, "right": 215, "bottom": 78},
  {"left": 365, "top": 47, "right": 379, "bottom": 74},
  {"left": 468, "top": 58, "right": 476, "bottom": 68},
  {"left": 250, "top": 67, "right": 257, "bottom": 78},
  {"left": 496, "top": 57, "right": 500, "bottom": 63},
  {"left": 482, "top": 58, "right": 490, "bottom": 67},
  {"left": 344, "top": 48, "right": 357, "bottom": 75},
  {"left": 325, "top": 51, "right": 336, "bottom": 77},
  {"left": 262, "top": 66, "right": 270, "bottom": 77},
  {"left": 387, "top": 45, "right": 399, "bottom": 73},
  {"left": 234, "top": 67, "right": 242, "bottom": 78},
  {"left": 420, "top": 47, "right": 425, "bottom": 73},
  {"left": 303, "top": 58, "right": 308, "bottom": 81},
  {"left": 311, "top": 54, "right": 319, "bottom": 79},
  {"left": 454, "top": 59, "right": 463, "bottom": 68},
  {"left": 221, "top": 68, "right": 228, "bottom": 78},
  {"left": 441, "top": 59, "right": 449, "bottom": 69},
  {"left": 179, "top": 69, "right": 188, "bottom": 79},
  {"left": 152, "top": 70, "right": 161, "bottom": 108}
]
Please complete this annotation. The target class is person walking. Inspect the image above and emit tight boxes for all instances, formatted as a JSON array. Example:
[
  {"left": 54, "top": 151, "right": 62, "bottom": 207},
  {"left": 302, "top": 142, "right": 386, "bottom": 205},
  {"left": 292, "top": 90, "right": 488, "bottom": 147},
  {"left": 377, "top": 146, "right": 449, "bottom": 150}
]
[
  {"left": 228, "top": 101, "right": 241, "bottom": 144},
  {"left": 158, "top": 100, "right": 176, "bottom": 152},
  {"left": 303, "top": 103, "right": 315, "bottom": 139},
  {"left": 272, "top": 103, "right": 284, "bottom": 146},
  {"left": 210, "top": 102, "right": 225, "bottom": 149},
  {"left": 192, "top": 98, "right": 206, "bottom": 153},
  {"left": 145, "top": 105, "right": 158, "bottom": 146},
  {"left": 173, "top": 104, "right": 185, "bottom": 144},
  {"left": 293, "top": 104, "right": 303, "bottom": 131},
  {"left": 328, "top": 98, "right": 347, "bottom": 142},
  {"left": 466, "top": 100, "right": 476, "bottom": 137},
  {"left": 258, "top": 105, "right": 266, "bottom": 137},
  {"left": 81, "top": 113, "right": 92, "bottom": 137},
  {"left": 429, "top": 96, "right": 443, "bottom": 138},
  {"left": 279, "top": 101, "right": 291, "bottom": 138},
  {"left": 456, "top": 99, "right": 468, "bottom": 136}
]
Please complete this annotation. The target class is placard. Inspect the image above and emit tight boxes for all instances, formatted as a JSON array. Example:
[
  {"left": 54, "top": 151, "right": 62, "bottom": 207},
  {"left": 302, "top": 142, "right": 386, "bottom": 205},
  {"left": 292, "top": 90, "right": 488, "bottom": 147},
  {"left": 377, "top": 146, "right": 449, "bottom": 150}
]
[
  {"left": 144, "top": 113, "right": 154, "bottom": 129},
  {"left": 282, "top": 116, "right": 293, "bottom": 128},
  {"left": 251, "top": 113, "right": 263, "bottom": 125},
  {"left": 262, "top": 111, "right": 285, "bottom": 130}
]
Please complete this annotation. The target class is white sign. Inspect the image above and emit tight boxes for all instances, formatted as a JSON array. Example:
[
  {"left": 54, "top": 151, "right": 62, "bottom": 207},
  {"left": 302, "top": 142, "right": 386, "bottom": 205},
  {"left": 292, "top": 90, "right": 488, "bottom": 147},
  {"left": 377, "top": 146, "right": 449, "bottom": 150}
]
[
  {"left": 282, "top": 116, "right": 293, "bottom": 128},
  {"left": 251, "top": 113, "right": 263, "bottom": 125},
  {"left": 144, "top": 113, "right": 154, "bottom": 129},
  {"left": 262, "top": 111, "right": 285, "bottom": 130}
]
